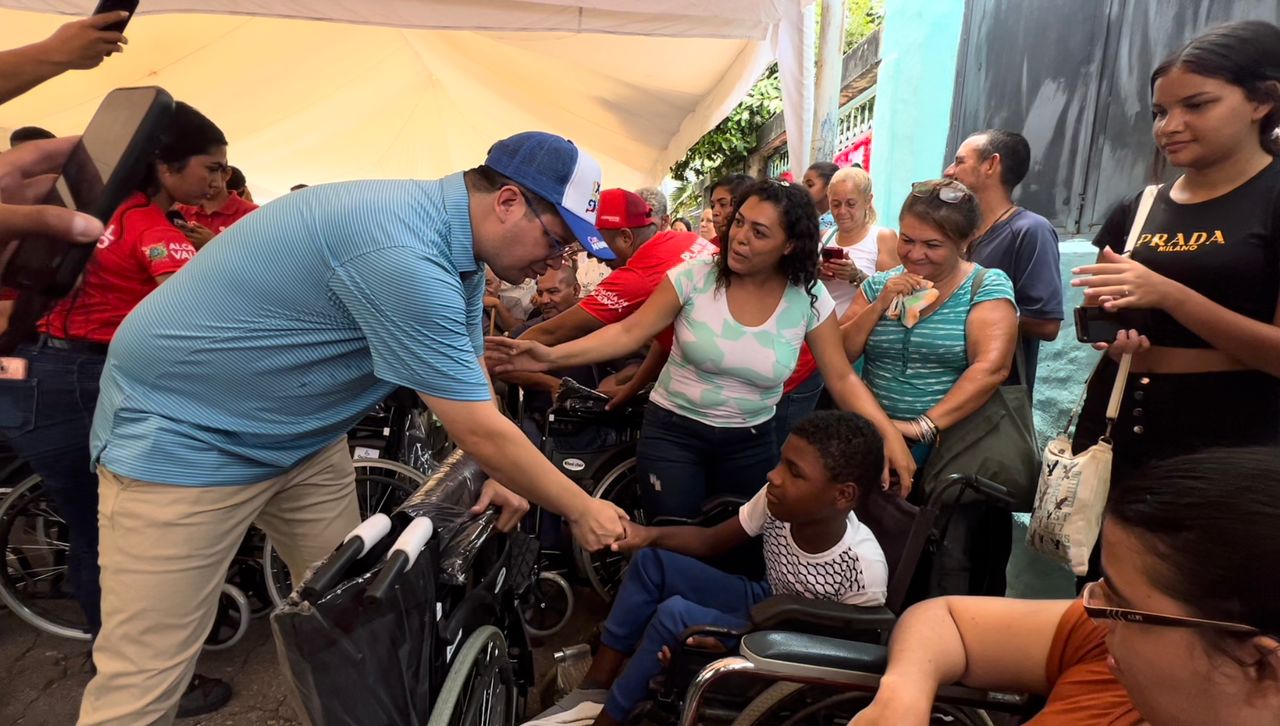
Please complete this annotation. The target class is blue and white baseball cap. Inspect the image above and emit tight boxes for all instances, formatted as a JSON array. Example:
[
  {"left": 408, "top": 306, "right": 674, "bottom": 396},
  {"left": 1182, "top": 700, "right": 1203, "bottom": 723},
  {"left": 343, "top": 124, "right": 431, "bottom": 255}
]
[{"left": 485, "top": 131, "right": 615, "bottom": 261}]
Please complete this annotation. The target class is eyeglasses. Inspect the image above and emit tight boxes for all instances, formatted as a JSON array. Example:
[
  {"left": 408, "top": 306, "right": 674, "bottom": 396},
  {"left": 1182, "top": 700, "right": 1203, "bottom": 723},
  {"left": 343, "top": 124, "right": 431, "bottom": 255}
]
[
  {"left": 1081, "top": 580, "right": 1262, "bottom": 635},
  {"left": 519, "top": 190, "right": 580, "bottom": 258},
  {"left": 911, "top": 179, "right": 969, "bottom": 204}
]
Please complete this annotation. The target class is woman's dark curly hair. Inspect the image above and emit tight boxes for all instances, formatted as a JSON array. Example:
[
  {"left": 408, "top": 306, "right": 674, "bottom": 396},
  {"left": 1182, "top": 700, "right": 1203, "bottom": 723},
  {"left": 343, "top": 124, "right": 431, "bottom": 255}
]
[{"left": 714, "top": 179, "right": 821, "bottom": 305}]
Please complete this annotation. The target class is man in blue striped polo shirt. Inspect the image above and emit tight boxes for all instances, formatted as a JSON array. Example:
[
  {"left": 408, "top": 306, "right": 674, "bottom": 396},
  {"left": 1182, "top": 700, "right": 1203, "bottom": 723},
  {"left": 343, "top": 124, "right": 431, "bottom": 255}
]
[{"left": 80, "top": 132, "right": 625, "bottom": 726}]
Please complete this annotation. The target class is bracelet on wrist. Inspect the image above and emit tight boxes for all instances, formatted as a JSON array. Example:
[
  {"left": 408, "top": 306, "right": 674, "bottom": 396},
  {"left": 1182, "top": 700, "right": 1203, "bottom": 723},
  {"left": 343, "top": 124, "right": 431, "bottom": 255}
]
[{"left": 914, "top": 414, "right": 938, "bottom": 444}]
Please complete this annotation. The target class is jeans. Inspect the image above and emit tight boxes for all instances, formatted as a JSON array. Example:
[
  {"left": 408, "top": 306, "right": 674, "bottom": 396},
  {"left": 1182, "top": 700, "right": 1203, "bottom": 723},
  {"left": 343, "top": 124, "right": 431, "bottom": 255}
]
[
  {"left": 771, "top": 370, "right": 824, "bottom": 451},
  {"left": 600, "top": 548, "right": 770, "bottom": 721},
  {"left": 0, "top": 343, "right": 105, "bottom": 632},
  {"left": 635, "top": 403, "right": 776, "bottom": 520}
]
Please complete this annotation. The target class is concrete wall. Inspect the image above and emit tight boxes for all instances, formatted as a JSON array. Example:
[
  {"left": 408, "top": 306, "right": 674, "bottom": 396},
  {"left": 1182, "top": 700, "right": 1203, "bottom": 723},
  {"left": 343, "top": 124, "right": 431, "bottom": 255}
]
[{"left": 869, "top": 0, "right": 966, "bottom": 224}]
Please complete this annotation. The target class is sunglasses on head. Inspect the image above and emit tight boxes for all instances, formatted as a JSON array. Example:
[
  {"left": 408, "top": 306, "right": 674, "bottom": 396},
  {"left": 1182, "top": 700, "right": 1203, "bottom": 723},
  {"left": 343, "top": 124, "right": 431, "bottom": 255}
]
[{"left": 911, "top": 179, "right": 969, "bottom": 204}]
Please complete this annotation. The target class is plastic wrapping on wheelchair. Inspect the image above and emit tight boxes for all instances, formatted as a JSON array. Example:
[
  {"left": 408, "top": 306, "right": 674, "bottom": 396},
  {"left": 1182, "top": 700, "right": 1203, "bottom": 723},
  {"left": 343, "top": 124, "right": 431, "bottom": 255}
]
[
  {"left": 271, "top": 448, "right": 535, "bottom": 725},
  {"left": 394, "top": 448, "right": 496, "bottom": 585},
  {"left": 271, "top": 543, "right": 445, "bottom": 725}
]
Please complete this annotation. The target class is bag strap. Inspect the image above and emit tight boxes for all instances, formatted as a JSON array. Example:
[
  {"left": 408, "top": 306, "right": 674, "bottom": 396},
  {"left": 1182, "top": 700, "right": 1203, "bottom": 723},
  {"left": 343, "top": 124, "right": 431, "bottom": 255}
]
[
  {"left": 821, "top": 226, "right": 839, "bottom": 248},
  {"left": 967, "top": 266, "right": 1030, "bottom": 387},
  {"left": 1101, "top": 353, "right": 1133, "bottom": 440},
  {"left": 1063, "top": 184, "right": 1160, "bottom": 438},
  {"left": 1123, "top": 185, "right": 1161, "bottom": 254}
]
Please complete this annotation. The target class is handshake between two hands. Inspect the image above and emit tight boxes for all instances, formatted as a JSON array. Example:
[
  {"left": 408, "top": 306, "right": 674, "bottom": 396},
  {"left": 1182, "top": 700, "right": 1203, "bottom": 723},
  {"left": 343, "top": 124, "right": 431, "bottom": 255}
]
[{"left": 472, "top": 478, "right": 652, "bottom": 554}]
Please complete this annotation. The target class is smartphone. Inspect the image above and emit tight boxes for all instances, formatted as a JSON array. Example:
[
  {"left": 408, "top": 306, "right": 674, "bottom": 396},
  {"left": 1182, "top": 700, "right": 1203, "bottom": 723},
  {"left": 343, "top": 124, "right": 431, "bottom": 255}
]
[
  {"left": 0, "top": 87, "right": 173, "bottom": 354},
  {"left": 820, "top": 247, "right": 847, "bottom": 262},
  {"left": 92, "top": 0, "right": 140, "bottom": 33},
  {"left": 1074, "top": 306, "right": 1147, "bottom": 344},
  {"left": 165, "top": 209, "right": 188, "bottom": 227}
]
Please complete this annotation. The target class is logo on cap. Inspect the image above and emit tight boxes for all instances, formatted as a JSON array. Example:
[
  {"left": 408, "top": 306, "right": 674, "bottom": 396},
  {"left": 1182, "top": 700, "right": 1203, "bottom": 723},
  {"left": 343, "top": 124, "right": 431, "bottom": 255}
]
[{"left": 587, "top": 181, "right": 601, "bottom": 214}]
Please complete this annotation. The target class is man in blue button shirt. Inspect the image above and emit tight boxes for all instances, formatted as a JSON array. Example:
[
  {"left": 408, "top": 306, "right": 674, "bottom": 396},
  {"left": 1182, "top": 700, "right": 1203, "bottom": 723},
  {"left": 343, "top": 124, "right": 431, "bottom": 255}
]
[{"left": 80, "top": 132, "right": 625, "bottom": 726}]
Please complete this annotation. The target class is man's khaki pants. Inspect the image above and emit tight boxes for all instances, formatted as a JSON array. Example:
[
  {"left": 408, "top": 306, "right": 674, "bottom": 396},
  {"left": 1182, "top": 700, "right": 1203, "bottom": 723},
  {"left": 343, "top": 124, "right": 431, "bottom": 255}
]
[{"left": 78, "top": 439, "right": 360, "bottom": 726}]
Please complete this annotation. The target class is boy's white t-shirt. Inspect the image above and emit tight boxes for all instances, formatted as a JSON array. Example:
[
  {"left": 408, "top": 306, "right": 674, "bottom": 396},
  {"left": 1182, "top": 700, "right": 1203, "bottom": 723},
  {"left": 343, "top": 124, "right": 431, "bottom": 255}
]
[{"left": 738, "top": 485, "right": 888, "bottom": 606}]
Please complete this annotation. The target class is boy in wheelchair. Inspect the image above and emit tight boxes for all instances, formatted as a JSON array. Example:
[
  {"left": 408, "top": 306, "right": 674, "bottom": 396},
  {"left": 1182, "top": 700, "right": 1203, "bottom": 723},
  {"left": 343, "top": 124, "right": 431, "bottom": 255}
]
[{"left": 526, "top": 411, "right": 889, "bottom": 725}]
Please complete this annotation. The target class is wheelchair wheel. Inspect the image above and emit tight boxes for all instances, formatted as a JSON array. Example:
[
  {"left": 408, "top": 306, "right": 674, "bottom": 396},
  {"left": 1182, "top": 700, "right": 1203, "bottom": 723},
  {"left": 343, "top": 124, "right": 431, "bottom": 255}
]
[
  {"left": 574, "top": 456, "right": 644, "bottom": 601},
  {"left": 228, "top": 529, "right": 276, "bottom": 618},
  {"left": 520, "top": 571, "right": 574, "bottom": 639},
  {"left": 426, "top": 625, "right": 516, "bottom": 726},
  {"left": 203, "top": 583, "right": 251, "bottom": 651},
  {"left": 0, "top": 473, "right": 92, "bottom": 641},
  {"left": 735, "top": 683, "right": 995, "bottom": 725},
  {"left": 264, "top": 458, "right": 425, "bottom": 608}
]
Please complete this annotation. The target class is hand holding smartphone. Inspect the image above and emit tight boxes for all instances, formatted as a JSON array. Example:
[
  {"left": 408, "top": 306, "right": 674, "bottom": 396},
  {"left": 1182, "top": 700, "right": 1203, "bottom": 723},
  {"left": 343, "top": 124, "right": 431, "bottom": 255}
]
[
  {"left": 1073, "top": 306, "right": 1148, "bottom": 344},
  {"left": 92, "top": 0, "right": 140, "bottom": 34},
  {"left": 0, "top": 86, "right": 174, "bottom": 355},
  {"left": 820, "top": 246, "right": 847, "bottom": 263}
]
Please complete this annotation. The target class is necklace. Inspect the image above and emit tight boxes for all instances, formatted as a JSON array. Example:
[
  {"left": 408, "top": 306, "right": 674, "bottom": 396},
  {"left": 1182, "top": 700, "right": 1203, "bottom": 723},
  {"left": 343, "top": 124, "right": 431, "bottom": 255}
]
[{"left": 967, "top": 205, "right": 1017, "bottom": 260}]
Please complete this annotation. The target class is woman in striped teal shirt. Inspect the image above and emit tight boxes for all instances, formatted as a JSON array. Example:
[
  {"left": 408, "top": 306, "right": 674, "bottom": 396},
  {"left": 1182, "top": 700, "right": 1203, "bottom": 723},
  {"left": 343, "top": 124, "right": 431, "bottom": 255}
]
[{"left": 839, "top": 180, "right": 1018, "bottom": 467}]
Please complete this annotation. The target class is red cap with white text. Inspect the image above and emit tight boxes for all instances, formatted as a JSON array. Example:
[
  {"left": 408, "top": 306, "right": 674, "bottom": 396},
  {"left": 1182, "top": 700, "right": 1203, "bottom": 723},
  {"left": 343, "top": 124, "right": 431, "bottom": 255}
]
[{"left": 594, "top": 188, "right": 655, "bottom": 230}]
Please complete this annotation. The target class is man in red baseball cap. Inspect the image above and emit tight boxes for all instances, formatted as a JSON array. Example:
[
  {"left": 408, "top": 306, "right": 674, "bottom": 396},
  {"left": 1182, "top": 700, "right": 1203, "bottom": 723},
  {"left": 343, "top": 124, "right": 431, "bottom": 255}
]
[
  {"left": 490, "top": 188, "right": 716, "bottom": 400},
  {"left": 500, "top": 189, "right": 716, "bottom": 351}
]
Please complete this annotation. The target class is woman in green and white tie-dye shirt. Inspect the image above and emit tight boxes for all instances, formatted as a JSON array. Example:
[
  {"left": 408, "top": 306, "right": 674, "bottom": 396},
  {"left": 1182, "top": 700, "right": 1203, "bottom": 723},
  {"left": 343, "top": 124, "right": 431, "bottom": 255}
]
[{"left": 492, "top": 180, "right": 916, "bottom": 520}]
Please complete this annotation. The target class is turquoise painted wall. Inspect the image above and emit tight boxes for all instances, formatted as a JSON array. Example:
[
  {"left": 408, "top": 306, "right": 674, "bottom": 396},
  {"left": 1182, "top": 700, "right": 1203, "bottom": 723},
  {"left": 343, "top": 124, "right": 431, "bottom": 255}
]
[
  {"left": 869, "top": 0, "right": 967, "bottom": 222},
  {"left": 869, "top": 0, "right": 1099, "bottom": 447}
]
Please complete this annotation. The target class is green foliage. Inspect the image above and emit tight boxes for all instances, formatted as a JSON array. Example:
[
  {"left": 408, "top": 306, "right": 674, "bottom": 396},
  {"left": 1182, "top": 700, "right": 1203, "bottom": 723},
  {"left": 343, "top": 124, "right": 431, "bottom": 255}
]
[
  {"left": 669, "top": 65, "right": 781, "bottom": 185},
  {"left": 667, "top": 0, "right": 884, "bottom": 193},
  {"left": 844, "top": 0, "right": 885, "bottom": 52}
]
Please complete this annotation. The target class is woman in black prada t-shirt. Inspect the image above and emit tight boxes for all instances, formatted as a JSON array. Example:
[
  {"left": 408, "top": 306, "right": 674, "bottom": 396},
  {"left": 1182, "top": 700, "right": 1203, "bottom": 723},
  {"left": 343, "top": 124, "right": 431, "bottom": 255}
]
[{"left": 1073, "top": 21, "right": 1280, "bottom": 480}]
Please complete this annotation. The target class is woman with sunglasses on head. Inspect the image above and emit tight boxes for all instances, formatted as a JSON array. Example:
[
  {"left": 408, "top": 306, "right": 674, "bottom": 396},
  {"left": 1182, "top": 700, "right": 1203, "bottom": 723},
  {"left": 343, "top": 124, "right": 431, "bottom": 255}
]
[
  {"left": 840, "top": 181, "right": 1017, "bottom": 464},
  {"left": 850, "top": 448, "right": 1280, "bottom": 726},
  {"left": 490, "top": 180, "right": 915, "bottom": 520},
  {"left": 839, "top": 179, "right": 1018, "bottom": 594}
]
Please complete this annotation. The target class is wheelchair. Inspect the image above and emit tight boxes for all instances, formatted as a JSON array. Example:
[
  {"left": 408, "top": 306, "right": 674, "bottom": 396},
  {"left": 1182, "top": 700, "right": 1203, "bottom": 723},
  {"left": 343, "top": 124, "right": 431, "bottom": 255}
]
[
  {"left": 273, "top": 448, "right": 539, "bottom": 726},
  {"left": 613, "top": 474, "right": 1030, "bottom": 725},
  {"left": 0, "top": 455, "right": 424, "bottom": 650},
  {"left": 0, "top": 392, "right": 442, "bottom": 645},
  {"left": 264, "top": 389, "right": 454, "bottom": 606},
  {"left": 529, "top": 381, "right": 650, "bottom": 601}
]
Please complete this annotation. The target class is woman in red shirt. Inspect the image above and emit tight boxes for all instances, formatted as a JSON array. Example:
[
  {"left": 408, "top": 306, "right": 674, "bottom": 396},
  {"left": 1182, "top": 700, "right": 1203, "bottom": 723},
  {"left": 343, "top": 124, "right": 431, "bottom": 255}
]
[
  {"left": 850, "top": 449, "right": 1279, "bottom": 726},
  {"left": 0, "top": 101, "right": 232, "bottom": 716}
]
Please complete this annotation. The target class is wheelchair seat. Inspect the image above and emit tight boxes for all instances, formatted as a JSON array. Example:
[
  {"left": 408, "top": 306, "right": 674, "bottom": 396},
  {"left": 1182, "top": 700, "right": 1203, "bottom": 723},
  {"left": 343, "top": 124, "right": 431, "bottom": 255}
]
[
  {"left": 550, "top": 378, "right": 649, "bottom": 420},
  {"left": 740, "top": 631, "right": 888, "bottom": 677}
]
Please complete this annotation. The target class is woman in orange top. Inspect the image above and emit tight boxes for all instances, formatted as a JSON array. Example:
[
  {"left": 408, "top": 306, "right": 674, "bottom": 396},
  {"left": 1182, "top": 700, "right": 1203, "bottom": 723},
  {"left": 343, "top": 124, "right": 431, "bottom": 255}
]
[{"left": 849, "top": 448, "right": 1280, "bottom": 726}]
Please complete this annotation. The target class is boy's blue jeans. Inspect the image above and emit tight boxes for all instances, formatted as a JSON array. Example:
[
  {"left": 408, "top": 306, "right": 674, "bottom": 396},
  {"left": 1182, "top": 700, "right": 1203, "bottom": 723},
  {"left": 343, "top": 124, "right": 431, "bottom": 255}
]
[{"left": 600, "top": 548, "right": 771, "bottom": 721}]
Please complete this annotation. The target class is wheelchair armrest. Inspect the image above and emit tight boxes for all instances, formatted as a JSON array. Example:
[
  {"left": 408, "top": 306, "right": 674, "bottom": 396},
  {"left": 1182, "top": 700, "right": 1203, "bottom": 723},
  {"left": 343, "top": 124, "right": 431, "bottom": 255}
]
[
  {"left": 734, "top": 631, "right": 1034, "bottom": 715},
  {"left": 741, "top": 630, "right": 888, "bottom": 675},
  {"left": 749, "top": 595, "right": 897, "bottom": 638}
]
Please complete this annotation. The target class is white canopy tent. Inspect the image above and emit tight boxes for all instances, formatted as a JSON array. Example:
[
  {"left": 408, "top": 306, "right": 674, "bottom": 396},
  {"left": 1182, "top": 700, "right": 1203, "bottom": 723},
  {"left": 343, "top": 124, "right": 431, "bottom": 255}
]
[{"left": 0, "top": 1, "right": 815, "bottom": 201}]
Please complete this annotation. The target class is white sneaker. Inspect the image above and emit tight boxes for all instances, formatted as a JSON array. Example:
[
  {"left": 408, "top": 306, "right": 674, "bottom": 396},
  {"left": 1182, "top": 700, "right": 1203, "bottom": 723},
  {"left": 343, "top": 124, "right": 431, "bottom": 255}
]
[{"left": 523, "top": 688, "right": 607, "bottom": 725}]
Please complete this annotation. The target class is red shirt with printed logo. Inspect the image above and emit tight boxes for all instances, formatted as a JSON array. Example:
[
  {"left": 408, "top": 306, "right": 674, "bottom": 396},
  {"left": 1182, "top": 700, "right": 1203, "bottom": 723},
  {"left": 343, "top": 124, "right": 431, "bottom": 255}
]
[
  {"left": 176, "top": 191, "right": 258, "bottom": 233},
  {"left": 581, "top": 231, "right": 717, "bottom": 325},
  {"left": 39, "top": 192, "right": 198, "bottom": 344}
]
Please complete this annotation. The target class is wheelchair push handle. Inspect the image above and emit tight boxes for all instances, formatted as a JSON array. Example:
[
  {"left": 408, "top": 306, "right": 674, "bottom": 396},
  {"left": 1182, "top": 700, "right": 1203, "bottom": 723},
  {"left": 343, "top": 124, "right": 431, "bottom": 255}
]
[
  {"left": 300, "top": 513, "right": 394, "bottom": 603},
  {"left": 364, "top": 516, "right": 435, "bottom": 606},
  {"left": 555, "top": 377, "right": 609, "bottom": 404},
  {"left": 935, "top": 473, "right": 1015, "bottom": 507}
]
